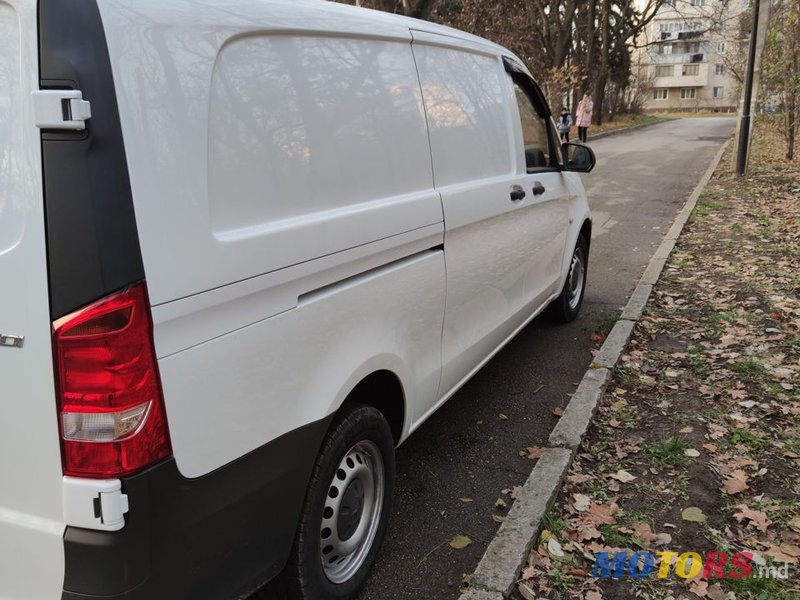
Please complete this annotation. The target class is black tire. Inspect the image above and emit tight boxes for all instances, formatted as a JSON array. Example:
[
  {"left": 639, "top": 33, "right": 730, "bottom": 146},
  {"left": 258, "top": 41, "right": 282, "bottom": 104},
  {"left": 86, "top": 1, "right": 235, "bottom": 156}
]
[
  {"left": 282, "top": 405, "right": 395, "bottom": 600},
  {"left": 546, "top": 235, "right": 588, "bottom": 323}
]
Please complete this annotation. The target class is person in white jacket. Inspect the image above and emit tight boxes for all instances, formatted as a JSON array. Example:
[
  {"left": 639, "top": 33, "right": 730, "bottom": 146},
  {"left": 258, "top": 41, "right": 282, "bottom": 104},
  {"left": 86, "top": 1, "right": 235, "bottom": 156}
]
[{"left": 575, "top": 93, "right": 594, "bottom": 143}]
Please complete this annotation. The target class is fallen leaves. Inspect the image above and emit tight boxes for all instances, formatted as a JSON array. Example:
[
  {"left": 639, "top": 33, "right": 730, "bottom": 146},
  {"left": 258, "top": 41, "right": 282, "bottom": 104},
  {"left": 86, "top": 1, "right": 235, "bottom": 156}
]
[
  {"left": 733, "top": 505, "right": 772, "bottom": 532},
  {"left": 573, "top": 493, "right": 591, "bottom": 512},
  {"left": 608, "top": 469, "right": 636, "bottom": 483},
  {"left": 521, "top": 446, "right": 543, "bottom": 459},
  {"left": 681, "top": 507, "right": 707, "bottom": 523},
  {"left": 721, "top": 469, "right": 750, "bottom": 495},
  {"left": 448, "top": 535, "right": 471, "bottom": 549}
]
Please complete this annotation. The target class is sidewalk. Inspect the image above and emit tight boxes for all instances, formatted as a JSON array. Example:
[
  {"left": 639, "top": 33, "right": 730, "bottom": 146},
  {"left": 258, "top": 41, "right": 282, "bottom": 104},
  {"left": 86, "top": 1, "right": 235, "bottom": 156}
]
[{"left": 515, "top": 125, "right": 800, "bottom": 599}]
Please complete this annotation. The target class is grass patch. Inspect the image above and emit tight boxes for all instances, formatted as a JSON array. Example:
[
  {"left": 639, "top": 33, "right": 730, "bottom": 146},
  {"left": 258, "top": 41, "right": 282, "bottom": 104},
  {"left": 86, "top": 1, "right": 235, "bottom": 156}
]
[
  {"left": 728, "top": 358, "right": 766, "bottom": 380},
  {"left": 613, "top": 364, "right": 637, "bottom": 386},
  {"left": 645, "top": 436, "right": 691, "bottom": 467},
  {"left": 594, "top": 312, "right": 619, "bottom": 338},
  {"left": 542, "top": 513, "right": 569, "bottom": 538},
  {"left": 723, "top": 561, "right": 793, "bottom": 599},
  {"left": 691, "top": 196, "right": 726, "bottom": 221},
  {"left": 729, "top": 427, "right": 768, "bottom": 452},
  {"left": 599, "top": 524, "right": 636, "bottom": 548}
]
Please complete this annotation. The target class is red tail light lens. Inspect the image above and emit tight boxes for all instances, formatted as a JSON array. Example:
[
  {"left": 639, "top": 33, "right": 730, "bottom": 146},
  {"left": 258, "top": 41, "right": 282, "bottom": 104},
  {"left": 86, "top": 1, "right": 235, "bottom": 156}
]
[{"left": 53, "top": 284, "right": 172, "bottom": 478}]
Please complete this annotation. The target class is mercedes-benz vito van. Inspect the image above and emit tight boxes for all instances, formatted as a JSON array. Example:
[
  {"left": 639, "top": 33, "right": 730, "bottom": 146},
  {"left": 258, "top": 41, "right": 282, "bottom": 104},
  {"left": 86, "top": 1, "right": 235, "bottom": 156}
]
[{"left": 0, "top": 0, "right": 594, "bottom": 598}]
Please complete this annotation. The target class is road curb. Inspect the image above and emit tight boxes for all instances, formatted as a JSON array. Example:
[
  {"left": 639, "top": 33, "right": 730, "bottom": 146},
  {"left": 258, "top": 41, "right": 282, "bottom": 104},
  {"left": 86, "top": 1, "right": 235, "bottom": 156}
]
[
  {"left": 586, "top": 117, "right": 676, "bottom": 142},
  {"left": 468, "top": 448, "right": 572, "bottom": 597},
  {"left": 458, "top": 138, "right": 731, "bottom": 599}
]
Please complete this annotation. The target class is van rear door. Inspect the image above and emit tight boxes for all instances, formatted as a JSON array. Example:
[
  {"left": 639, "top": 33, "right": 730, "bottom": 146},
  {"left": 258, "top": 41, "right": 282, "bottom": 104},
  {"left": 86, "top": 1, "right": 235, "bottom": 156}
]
[{"left": 0, "top": 0, "right": 66, "bottom": 597}]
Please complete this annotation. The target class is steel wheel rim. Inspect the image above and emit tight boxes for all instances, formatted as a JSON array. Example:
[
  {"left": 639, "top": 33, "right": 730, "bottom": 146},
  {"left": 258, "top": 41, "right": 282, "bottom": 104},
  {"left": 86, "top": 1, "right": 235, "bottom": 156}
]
[
  {"left": 320, "top": 440, "right": 385, "bottom": 584},
  {"left": 567, "top": 247, "right": 585, "bottom": 310}
]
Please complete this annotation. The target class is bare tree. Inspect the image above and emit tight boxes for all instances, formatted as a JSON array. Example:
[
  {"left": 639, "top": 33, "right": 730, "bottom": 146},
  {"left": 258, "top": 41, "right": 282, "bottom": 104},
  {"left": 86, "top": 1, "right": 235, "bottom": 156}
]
[
  {"left": 333, "top": 0, "right": 669, "bottom": 122},
  {"left": 762, "top": 0, "right": 800, "bottom": 159}
]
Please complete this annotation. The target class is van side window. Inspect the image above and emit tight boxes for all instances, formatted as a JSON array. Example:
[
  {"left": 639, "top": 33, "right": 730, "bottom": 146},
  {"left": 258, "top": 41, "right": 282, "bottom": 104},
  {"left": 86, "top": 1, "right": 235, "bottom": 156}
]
[
  {"left": 511, "top": 82, "right": 552, "bottom": 172},
  {"left": 414, "top": 45, "right": 512, "bottom": 186}
]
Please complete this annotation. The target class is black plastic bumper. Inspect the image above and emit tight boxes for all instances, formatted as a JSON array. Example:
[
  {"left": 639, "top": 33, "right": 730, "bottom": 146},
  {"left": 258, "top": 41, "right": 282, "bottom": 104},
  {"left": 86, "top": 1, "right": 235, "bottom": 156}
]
[{"left": 62, "top": 417, "right": 332, "bottom": 599}]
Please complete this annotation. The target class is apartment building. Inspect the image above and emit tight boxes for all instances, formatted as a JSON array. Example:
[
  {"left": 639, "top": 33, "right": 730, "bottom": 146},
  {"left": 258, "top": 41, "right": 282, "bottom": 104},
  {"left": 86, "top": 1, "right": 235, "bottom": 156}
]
[{"left": 638, "top": 0, "right": 750, "bottom": 112}]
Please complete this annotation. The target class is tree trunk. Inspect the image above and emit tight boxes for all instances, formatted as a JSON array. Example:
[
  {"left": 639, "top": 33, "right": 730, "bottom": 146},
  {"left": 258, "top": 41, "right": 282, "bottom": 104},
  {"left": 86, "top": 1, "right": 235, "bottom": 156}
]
[
  {"left": 592, "top": 0, "right": 610, "bottom": 126},
  {"left": 787, "top": 93, "right": 797, "bottom": 160},
  {"left": 584, "top": 0, "right": 596, "bottom": 95}
]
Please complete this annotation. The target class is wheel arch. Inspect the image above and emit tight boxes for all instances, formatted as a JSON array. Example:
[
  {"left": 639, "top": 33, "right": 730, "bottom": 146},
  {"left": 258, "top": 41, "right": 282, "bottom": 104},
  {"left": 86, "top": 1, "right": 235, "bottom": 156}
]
[
  {"left": 580, "top": 218, "right": 592, "bottom": 253},
  {"left": 337, "top": 370, "right": 406, "bottom": 445}
]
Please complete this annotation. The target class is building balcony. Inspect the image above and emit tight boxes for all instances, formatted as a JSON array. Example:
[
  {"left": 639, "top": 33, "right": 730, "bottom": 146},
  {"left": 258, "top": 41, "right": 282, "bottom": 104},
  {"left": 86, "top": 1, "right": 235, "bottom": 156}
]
[
  {"left": 653, "top": 70, "right": 709, "bottom": 89},
  {"left": 651, "top": 53, "right": 707, "bottom": 64}
]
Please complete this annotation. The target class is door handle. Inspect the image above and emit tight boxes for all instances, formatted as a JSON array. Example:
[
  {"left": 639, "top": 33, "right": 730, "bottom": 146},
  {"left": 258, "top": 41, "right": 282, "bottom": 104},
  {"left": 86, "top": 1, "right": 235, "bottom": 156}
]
[
  {"left": 510, "top": 185, "right": 526, "bottom": 201},
  {"left": 532, "top": 181, "right": 546, "bottom": 196}
]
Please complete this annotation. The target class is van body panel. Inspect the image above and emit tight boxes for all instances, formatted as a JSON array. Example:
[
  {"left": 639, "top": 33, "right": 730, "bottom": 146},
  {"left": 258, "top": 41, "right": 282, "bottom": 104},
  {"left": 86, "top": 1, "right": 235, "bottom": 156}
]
[
  {"left": 96, "top": 0, "right": 442, "bottom": 307},
  {"left": 0, "top": 0, "right": 65, "bottom": 597},
  {"left": 150, "top": 224, "right": 443, "bottom": 359},
  {"left": 158, "top": 249, "right": 445, "bottom": 478}
]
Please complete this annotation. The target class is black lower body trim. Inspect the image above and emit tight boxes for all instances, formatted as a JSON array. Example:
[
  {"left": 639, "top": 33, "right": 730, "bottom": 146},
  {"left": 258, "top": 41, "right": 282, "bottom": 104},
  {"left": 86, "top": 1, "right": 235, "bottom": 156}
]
[{"left": 62, "top": 416, "right": 333, "bottom": 599}]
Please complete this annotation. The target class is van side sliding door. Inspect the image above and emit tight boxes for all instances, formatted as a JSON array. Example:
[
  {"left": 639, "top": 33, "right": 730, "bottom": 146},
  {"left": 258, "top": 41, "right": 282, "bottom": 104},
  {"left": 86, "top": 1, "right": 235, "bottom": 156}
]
[
  {"left": 502, "top": 61, "right": 571, "bottom": 314},
  {"left": 411, "top": 33, "right": 550, "bottom": 404}
]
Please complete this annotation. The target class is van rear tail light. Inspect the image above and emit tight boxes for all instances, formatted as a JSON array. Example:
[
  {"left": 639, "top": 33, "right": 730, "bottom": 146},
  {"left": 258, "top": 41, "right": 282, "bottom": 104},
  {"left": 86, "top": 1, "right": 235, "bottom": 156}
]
[{"left": 53, "top": 284, "right": 172, "bottom": 478}]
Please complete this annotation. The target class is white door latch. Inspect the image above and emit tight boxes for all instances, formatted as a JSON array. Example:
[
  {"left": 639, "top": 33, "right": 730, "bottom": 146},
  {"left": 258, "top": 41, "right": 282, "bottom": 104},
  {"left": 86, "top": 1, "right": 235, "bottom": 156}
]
[
  {"left": 32, "top": 90, "right": 92, "bottom": 131},
  {"left": 63, "top": 476, "right": 129, "bottom": 532}
]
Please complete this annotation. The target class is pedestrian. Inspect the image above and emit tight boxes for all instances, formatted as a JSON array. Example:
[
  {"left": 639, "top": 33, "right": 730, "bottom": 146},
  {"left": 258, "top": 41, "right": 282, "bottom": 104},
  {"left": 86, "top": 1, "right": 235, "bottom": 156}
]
[
  {"left": 557, "top": 106, "right": 573, "bottom": 143},
  {"left": 575, "top": 92, "right": 593, "bottom": 143}
]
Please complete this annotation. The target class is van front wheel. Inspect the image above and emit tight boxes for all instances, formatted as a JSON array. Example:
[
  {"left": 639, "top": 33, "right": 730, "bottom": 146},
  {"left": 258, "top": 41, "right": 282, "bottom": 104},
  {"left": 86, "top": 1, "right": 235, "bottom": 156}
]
[
  {"left": 546, "top": 235, "right": 588, "bottom": 323},
  {"left": 284, "top": 405, "right": 394, "bottom": 599}
]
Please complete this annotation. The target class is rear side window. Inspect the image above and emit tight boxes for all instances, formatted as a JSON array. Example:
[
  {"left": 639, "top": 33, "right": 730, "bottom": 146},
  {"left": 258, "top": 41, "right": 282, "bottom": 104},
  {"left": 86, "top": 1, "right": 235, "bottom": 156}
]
[
  {"left": 510, "top": 79, "right": 553, "bottom": 171},
  {"left": 413, "top": 45, "right": 512, "bottom": 187}
]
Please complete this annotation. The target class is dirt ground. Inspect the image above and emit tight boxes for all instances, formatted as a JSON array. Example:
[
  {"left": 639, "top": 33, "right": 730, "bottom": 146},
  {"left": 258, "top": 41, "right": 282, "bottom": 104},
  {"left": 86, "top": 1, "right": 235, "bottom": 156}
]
[{"left": 515, "top": 123, "right": 800, "bottom": 599}]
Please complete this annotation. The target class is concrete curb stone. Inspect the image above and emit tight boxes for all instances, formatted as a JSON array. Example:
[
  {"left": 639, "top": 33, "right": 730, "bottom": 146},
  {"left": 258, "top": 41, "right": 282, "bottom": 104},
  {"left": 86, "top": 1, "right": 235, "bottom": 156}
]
[
  {"left": 548, "top": 367, "right": 611, "bottom": 449},
  {"left": 458, "top": 589, "right": 505, "bottom": 600},
  {"left": 619, "top": 284, "right": 653, "bottom": 321},
  {"left": 591, "top": 319, "right": 636, "bottom": 369},
  {"left": 469, "top": 448, "right": 572, "bottom": 596}
]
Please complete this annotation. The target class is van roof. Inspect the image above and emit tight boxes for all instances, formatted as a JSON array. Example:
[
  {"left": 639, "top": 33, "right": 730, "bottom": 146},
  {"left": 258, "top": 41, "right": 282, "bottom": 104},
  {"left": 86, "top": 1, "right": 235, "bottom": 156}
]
[
  {"left": 321, "top": 0, "right": 512, "bottom": 54},
  {"left": 90, "top": 0, "right": 527, "bottom": 72}
]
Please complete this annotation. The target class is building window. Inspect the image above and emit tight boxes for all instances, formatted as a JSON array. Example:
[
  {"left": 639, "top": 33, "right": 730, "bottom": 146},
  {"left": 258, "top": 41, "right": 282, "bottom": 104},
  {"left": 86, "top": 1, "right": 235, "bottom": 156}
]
[
  {"left": 715, "top": 64, "right": 724, "bottom": 75},
  {"left": 691, "top": 0, "right": 705, "bottom": 5},
  {"left": 661, "top": 44, "right": 673, "bottom": 54},
  {"left": 655, "top": 65, "right": 673, "bottom": 77},
  {"left": 718, "top": 42, "right": 726, "bottom": 53},
  {"left": 653, "top": 89, "right": 669, "bottom": 100},
  {"left": 713, "top": 87, "right": 724, "bottom": 98},
  {"left": 681, "top": 88, "right": 697, "bottom": 99},
  {"left": 682, "top": 64, "right": 700, "bottom": 76}
]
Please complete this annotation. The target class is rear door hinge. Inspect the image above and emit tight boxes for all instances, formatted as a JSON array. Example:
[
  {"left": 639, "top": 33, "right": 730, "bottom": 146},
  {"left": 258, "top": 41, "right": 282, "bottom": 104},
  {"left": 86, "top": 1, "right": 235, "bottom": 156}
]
[
  {"left": 32, "top": 90, "right": 92, "bottom": 131},
  {"left": 63, "top": 477, "right": 129, "bottom": 531}
]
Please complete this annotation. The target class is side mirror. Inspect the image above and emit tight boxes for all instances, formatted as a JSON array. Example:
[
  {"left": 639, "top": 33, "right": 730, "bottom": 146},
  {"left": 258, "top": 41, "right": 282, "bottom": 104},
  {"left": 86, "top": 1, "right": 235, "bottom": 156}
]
[{"left": 562, "top": 143, "right": 596, "bottom": 173}]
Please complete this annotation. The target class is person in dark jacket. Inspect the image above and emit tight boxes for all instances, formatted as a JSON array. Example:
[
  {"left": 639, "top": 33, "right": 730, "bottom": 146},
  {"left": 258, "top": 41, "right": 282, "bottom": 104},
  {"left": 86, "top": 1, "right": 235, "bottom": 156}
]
[{"left": 557, "top": 106, "right": 573, "bottom": 142}]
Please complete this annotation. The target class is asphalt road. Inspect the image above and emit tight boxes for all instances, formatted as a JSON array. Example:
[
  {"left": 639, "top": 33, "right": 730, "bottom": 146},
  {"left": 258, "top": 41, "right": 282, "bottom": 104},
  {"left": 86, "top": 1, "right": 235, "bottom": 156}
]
[{"left": 254, "top": 117, "right": 735, "bottom": 600}]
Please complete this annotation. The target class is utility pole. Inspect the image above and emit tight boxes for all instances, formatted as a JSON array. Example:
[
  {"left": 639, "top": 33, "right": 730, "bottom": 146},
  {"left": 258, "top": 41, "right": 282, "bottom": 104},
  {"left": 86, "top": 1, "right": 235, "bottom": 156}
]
[{"left": 735, "top": 0, "right": 771, "bottom": 176}]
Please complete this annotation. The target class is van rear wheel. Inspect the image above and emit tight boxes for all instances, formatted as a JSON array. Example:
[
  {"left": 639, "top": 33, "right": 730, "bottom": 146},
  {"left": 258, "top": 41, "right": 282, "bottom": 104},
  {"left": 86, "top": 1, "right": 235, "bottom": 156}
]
[
  {"left": 283, "top": 405, "right": 394, "bottom": 599},
  {"left": 546, "top": 235, "right": 588, "bottom": 323}
]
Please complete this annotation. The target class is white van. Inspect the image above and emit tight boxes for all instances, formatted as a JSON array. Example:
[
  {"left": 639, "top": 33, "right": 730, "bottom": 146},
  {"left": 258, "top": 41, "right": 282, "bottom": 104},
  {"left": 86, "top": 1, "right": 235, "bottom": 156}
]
[{"left": 0, "top": 0, "right": 594, "bottom": 598}]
